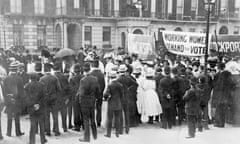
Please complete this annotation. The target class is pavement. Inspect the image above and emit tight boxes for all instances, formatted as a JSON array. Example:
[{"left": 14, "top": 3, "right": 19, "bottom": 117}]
[{"left": 0, "top": 113, "right": 240, "bottom": 144}]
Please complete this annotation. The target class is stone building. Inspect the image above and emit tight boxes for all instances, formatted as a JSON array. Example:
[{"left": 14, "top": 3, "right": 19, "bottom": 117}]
[{"left": 0, "top": 0, "right": 239, "bottom": 52}]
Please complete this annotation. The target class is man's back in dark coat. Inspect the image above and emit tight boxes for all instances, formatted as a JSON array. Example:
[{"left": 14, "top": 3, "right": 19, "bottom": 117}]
[
  {"left": 90, "top": 69, "right": 105, "bottom": 95},
  {"left": 39, "top": 74, "right": 61, "bottom": 106},
  {"left": 117, "top": 74, "right": 138, "bottom": 104},
  {"left": 24, "top": 80, "right": 45, "bottom": 116},
  {"left": 104, "top": 80, "right": 124, "bottom": 110},
  {"left": 159, "top": 75, "right": 174, "bottom": 108},
  {"left": 3, "top": 73, "right": 24, "bottom": 113},
  {"left": 78, "top": 74, "right": 100, "bottom": 108}
]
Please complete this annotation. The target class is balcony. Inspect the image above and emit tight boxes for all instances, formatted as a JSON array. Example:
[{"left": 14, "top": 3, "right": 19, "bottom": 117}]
[{"left": 219, "top": 11, "right": 240, "bottom": 20}]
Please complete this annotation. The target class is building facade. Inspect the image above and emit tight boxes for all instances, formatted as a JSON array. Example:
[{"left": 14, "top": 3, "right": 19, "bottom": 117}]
[{"left": 0, "top": 0, "right": 240, "bottom": 52}]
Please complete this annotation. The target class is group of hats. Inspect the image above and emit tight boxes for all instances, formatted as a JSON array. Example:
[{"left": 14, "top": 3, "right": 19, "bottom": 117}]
[{"left": 108, "top": 64, "right": 127, "bottom": 78}]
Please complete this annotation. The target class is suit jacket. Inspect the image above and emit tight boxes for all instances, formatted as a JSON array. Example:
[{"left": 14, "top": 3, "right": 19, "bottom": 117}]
[
  {"left": 3, "top": 73, "right": 24, "bottom": 113},
  {"left": 69, "top": 73, "right": 84, "bottom": 101},
  {"left": 212, "top": 71, "right": 235, "bottom": 106},
  {"left": 78, "top": 74, "right": 100, "bottom": 108},
  {"left": 104, "top": 80, "right": 123, "bottom": 110},
  {"left": 90, "top": 69, "right": 105, "bottom": 96},
  {"left": 117, "top": 74, "right": 138, "bottom": 104},
  {"left": 54, "top": 72, "right": 70, "bottom": 106},
  {"left": 159, "top": 75, "right": 174, "bottom": 108},
  {"left": 183, "top": 88, "right": 200, "bottom": 115},
  {"left": 39, "top": 73, "right": 62, "bottom": 107},
  {"left": 24, "top": 80, "right": 45, "bottom": 116},
  {"left": 155, "top": 73, "right": 164, "bottom": 97}
]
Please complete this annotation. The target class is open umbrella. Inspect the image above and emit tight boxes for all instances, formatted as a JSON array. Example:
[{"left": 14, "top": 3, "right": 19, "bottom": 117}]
[
  {"left": 55, "top": 48, "right": 75, "bottom": 58},
  {"left": 0, "top": 65, "right": 7, "bottom": 78}
]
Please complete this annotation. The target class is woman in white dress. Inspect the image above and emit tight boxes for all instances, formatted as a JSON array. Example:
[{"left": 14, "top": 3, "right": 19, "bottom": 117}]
[{"left": 138, "top": 67, "right": 162, "bottom": 124}]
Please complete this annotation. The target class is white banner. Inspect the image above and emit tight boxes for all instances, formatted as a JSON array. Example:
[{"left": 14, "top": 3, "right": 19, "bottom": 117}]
[
  {"left": 127, "top": 33, "right": 155, "bottom": 58},
  {"left": 162, "top": 31, "right": 211, "bottom": 56}
]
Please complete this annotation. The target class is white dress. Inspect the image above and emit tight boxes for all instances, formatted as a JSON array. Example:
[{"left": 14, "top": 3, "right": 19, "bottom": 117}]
[{"left": 138, "top": 78, "right": 162, "bottom": 117}]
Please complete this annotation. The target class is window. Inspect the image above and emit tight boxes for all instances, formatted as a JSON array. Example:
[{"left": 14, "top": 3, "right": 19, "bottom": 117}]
[
  {"left": 234, "top": 26, "right": 240, "bottom": 34},
  {"left": 74, "top": 0, "right": 80, "bottom": 8},
  {"left": 35, "top": 0, "right": 45, "bottom": 14},
  {"left": 103, "top": 27, "right": 111, "bottom": 44},
  {"left": 189, "top": 28, "right": 196, "bottom": 32},
  {"left": 10, "top": 0, "right": 22, "bottom": 13},
  {"left": 56, "top": 0, "right": 66, "bottom": 15},
  {"left": 13, "top": 24, "right": 24, "bottom": 46},
  {"left": 219, "top": 26, "right": 228, "bottom": 35},
  {"left": 37, "top": 25, "right": 46, "bottom": 47},
  {"left": 84, "top": 26, "right": 92, "bottom": 47}
]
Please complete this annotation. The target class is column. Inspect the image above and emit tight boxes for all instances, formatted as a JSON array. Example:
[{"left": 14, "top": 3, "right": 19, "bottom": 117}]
[
  {"left": 151, "top": 0, "right": 156, "bottom": 17},
  {"left": 114, "top": 0, "right": 119, "bottom": 17},
  {"left": 95, "top": 0, "right": 100, "bottom": 16},
  {"left": 168, "top": 0, "right": 173, "bottom": 16},
  {"left": 63, "top": 22, "right": 68, "bottom": 48}
]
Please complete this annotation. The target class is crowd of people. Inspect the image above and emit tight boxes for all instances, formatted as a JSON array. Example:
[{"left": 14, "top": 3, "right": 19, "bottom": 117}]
[{"left": 0, "top": 47, "right": 239, "bottom": 144}]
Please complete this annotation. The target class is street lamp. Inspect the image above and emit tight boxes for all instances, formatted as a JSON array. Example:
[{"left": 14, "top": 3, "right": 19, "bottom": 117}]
[
  {"left": 134, "top": 0, "right": 143, "bottom": 17},
  {"left": 203, "top": 0, "right": 215, "bottom": 74}
]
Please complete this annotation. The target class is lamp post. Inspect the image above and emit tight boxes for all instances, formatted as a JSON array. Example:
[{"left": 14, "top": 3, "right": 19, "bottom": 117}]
[{"left": 203, "top": 0, "right": 215, "bottom": 74}]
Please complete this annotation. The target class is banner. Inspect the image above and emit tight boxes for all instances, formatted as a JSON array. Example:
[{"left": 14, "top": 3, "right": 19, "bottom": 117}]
[
  {"left": 211, "top": 35, "right": 240, "bottom": 57},
  {"left": 162, "top": 31, "right": 211, "bottom": 56},
  {"left": 127, "top": 33, "right": 155, "bottom": 59}
]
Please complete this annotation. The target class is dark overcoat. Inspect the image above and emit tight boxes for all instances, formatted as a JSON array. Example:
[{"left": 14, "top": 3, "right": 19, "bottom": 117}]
[
  {"left": 104, "top": 80, "right": 124, "bottom": 110},
  {"left": 90, "top": 69, "right": 105, "bottom": 97},
  {"left": 117, "top": 75, "right": 138, "bottom": 105},
  {"left": 183, "top": 88, "right": 200, "bottom": 116},
  {"left": 39, "top": 74, "right": 62, "bottom": 108},
  {"left": 159, "top": 76, "right": 175, "bottom": 109},
  {"left": 3, "top": 73, "right": 24, "bottom": 114},
  {"left": 24, "top": 80, "right": 45, "bottom": 116},
  {"left": 212, "top": 71, "right": 235, "bottom": 107},
  {"left": 77, "top": 74, "right": 100, "bottom": 108}
]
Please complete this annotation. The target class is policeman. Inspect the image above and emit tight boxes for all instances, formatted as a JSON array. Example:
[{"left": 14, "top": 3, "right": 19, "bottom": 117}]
[
  {"left": 53, "top": 62, "right": 70, "bottom": 132},
  {"left": 159, "top": 67, "right": 175, "bottom": 129},
  {"left": 77, "top": 63, "right": 100, "bottom": 142},
  {"left": 39, "top": 63, "right": 61, "bottom": 136},
  {"left": 25, "top": 73, "right": 47, "bottom": 144},
  {"left": 90, "top": 60, "right": 105, "bottom": 127},
  {"left": 69, "top": 63, "right": 84, "bottom": 131}
]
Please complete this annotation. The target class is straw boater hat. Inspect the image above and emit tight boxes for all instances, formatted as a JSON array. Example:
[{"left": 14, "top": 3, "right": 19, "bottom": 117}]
[
  {"left": 146, "top": 67, "right": 155, "bottom": 77},
  {"left": 133, "top": 66, "right": 142, "bottom": 74},
  {"left": 9, "top": 61, "right": 20, "bottom": 71},
  {"left": 109, "top": 70, "right": 118, "bottom": 78},
  {"left": 118, "top": 64, "right": 127, "bottom": 73}
]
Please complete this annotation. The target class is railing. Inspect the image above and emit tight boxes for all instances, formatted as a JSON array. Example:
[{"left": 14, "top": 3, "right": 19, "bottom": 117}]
[
  {"left": 4, "top": 8, "right": 229, "bottom": 22},
  {"left": 219, "top": 11, "right": 240, "bottom": 19}
]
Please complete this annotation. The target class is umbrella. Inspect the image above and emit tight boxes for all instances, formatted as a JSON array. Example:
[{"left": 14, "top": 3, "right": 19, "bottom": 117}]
[
  {"left": 0, "top": 65, "right": 7, "bottom": 78},
  {"left": 55, "top": 48, "right": 75, "bottom": 58}
]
